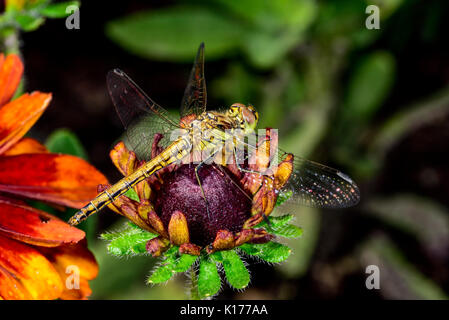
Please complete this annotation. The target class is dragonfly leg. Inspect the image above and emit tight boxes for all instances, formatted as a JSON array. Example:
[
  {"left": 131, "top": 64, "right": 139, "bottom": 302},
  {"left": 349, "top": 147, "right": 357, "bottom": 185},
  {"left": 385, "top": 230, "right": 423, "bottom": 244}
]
[
  {"left": 193, "top": 148, "right": 222, "bottom": 219},
  {"left": 194, "top": 162, "right": 211, "bottom": 219},
  {"left": 211, "top": 164, "right": 252, "bottom": 202}
]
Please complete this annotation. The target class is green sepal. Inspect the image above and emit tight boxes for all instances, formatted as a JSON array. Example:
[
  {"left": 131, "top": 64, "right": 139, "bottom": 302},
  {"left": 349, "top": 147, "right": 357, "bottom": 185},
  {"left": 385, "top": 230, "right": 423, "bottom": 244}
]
[
  {"left": 101, "top": 222, "right": 158, "bottom": 256},
  {"left": 239, "top": 241, "right": 291, "bottom": 263},
  {"left": 257, "top": 214, "right": 293, "bottom": 228},
  {"left": 173, "top": 253, "right": 198, "bottom": 273},
  {"left": 275, "top": 190, "right": 293, "bottom": 206},
  {"left": 147, "top": 247, "right": 198, "bottom": 284},
  {"left": 198, "top": 255, "right": 221, "bottom": 299},
  {"left": 147, "top": 246, "right": 178, "bottom": 284},
  {"left": 212, "top": 250, "right": 250, "bottom": 290},
  {"left": 256, "top": 214, "right": 303, "bottom": 238},
  {"left": 147, "top": 261, "right": 176, "bottom": 284}
]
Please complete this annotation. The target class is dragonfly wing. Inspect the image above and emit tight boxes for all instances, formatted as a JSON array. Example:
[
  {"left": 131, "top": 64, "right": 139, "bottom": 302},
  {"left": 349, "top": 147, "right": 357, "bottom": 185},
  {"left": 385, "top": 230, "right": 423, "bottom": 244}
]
[
  {"left": 235, "top": 139, "right": 360, "bottom": 209},
  {"left": 180, "top": 43, "right": 207, "bottom": 119},
  {"left": 279, "top": 152, "right": 360, "bottom": 209},
  {"left": 107, "top": 69, "right": 181, "bottom": 160}
]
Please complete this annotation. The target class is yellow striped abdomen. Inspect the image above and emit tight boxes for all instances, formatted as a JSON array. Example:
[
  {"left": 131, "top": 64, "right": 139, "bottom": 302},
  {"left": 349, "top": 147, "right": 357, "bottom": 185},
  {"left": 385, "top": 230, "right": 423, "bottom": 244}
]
[{"left": 68, "top": 138, "right": 192, "bottom": 226}]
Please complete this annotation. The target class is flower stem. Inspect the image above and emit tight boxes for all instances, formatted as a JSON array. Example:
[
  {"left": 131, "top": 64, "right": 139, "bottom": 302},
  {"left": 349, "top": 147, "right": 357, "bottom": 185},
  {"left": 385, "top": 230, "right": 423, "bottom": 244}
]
[{"left": 189, "top": 266, "right": 200, "bottom": 300}]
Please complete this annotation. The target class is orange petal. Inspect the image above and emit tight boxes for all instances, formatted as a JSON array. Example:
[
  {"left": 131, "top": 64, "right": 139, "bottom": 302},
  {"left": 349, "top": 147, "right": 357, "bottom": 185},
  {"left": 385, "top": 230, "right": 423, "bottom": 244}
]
[
  {"left": 60, "top": 277, "right": 91, "bottom": 300},
  {"left": 121, "top": 203, "right": 153, "bottom": 232},
  {"left": 38, "top": 240, "right": 98, "bottom": 281},
  {"left": 136, "top": 202, "right": 158, "bottom": 233},
  {"left": 0, "top": 153, "right": 108, "bottom": 208},
  {"left": 109, "top": 141, "right": 138, "bottom": 176},
  {"left": 235, "top": 229, "right": 254, "bottom": 247},
  {"left": 168, "top": 210, "right": 189, "bottom": 246},
  {"left": 243, "top": 213, "right": 264, "bottom": 229},
  {"left": 146, "top": 236, "right": 170, "bottom": 257},
  {"left": 274, "top": 154, "right": 294, "bottom": 190},
  {"left": 249, "top": 229, "right": 274, "bottom": 244},
  {"left": 252, "top": 177, "right": 276, "bottom": 216},
  {"left": 248, "top": 128, "right": 279, "bottom": 172},
  {"left": 0, "top": 265, "right": 32, "bottom": 300},
  {"left": 0, "top": 92, "right": 51, "bottom": 154},
  {"left": 208, "top": 229, "right": 235, "bottom": 253},
  {"left": 2, "top": 137, "right": 48, "bottom": 156},
  {"left": 37, "top": 240, "right": 98, "bottom": 300},
  {"left": 0, "top": 235, "right": 64, "bottom": 300},
  {"left": 0, "top": 54, "right": 23, "bottom": 107},
  {"left": 179, "top": 243, "right": 201, "bottom": 256},
  {"left": 0, "top": 197, "right": 85, "bottom": 247}
]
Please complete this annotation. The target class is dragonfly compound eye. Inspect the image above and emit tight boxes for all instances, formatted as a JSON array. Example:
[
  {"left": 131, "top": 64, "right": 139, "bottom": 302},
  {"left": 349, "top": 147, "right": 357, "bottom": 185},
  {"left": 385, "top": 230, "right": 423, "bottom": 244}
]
[{"left": 242, "top": 105, "right": 258, "bottom": 129}]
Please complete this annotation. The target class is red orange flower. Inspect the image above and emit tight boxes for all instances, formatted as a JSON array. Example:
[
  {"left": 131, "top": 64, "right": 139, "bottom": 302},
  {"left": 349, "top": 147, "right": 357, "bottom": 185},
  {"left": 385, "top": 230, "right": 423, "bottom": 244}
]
[{"left": 0, "top": 54, "right": 107, "bottom": 299}]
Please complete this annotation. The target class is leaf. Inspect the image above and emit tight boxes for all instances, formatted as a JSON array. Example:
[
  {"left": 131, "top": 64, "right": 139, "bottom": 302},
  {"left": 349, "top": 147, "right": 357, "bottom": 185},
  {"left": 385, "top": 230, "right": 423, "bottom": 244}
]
[
  {"left": 257, "top": 214, "right": 293, "bottom": 228},
  {"left": 270, "top": 224, "right": 303, "bottom": 238},
  {"left": 174, "top": 254, "right": 198, "bottom": 273},
  {"left": 106, "top": 6, "right": 243, "bottom": 62},
  {"left": 40, "top": 1, "right": 80, "bottom": 18},
  {"left": 243, "top": 32, "right": 301, "bottom": 69},
  {"left": 124, "top": 188, "right": 140, "bottom": 202},
  {"left": 254, "top": 214, "right": 303, "bottom": 238},
  {"left": 275, "top": 190, "right": 293, "bottom": 207},
  {"left": 102, "top": 223, "right": 158, "bottom": 256},
  {"left": 219, "top": 250, "right": 250, "bottom": 289},
  {"left": 239, "top": 241, "right": 291, "bottom": 263},
  {"left": 210, "top": 0, "right": 317, "bottom": 31},
  {"left": 147, "top": 261, "right": 176, "bottom": 284},
  {"left": 15, "top": 14, "right": 45, "bottom": 31},
  {"left": 6, "top": 0, "right": 49, "bottom": 11},
  {"left": 45, "top": 128, "right": 88, "bottom": 160},
  {"left": 147, "top": 246, "right": 178, "bottom": 284},
  {"left": 342, "top": 51, "right": 396, "bottom": 123},
  {"left": 198, "top": 255, "right": 221, "bottom": 298},
  {"left": 218, "top": 0, "right": 316, "bottom": 68}
]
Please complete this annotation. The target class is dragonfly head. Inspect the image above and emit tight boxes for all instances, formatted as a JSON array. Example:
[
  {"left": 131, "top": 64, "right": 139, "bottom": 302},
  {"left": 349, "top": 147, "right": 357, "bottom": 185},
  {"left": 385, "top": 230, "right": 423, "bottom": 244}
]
[{"left": 228, "top": 103, "right": 259, "bottom": 134}]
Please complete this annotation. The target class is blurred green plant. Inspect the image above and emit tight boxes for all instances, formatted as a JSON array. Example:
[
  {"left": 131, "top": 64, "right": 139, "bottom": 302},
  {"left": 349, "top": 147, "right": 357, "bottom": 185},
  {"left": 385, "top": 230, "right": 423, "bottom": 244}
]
[{"left": 0, "top": 0, "right": 80, "bottom": 53}]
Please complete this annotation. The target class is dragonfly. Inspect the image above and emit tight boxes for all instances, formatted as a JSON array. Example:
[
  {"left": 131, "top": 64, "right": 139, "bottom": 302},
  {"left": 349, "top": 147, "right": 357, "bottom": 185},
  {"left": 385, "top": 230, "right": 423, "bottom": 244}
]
[{"left": 68, "top": 43, "right": 360, "bottom": 226}]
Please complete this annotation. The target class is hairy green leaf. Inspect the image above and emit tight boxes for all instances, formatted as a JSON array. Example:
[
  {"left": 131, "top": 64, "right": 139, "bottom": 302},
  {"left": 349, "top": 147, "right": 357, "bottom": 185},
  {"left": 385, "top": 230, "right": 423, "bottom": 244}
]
[
  {"left": 174, "top": 254, "right": 198, "bottom": 273},
  {"left": 239, "top": 242, "right": 291, "bottom": 263},
  {"left": 220, "top": 250, "right": 250, "bottom": 289},
  {"left": 198, "top": 256, "right": 221, "bottom": 298},
  {"left": 102, "top": 223, "right": 158, "bottom": 256}
]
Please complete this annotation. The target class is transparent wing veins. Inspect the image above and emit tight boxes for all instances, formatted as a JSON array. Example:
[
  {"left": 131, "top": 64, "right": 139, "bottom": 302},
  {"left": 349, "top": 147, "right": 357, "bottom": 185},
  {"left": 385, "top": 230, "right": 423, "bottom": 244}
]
[
  {"left": 180, "top": 43, "right": 207, "bottom": 118},
  {"left": 107, "top": 69, "right": 181, "bottom": 160}
]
